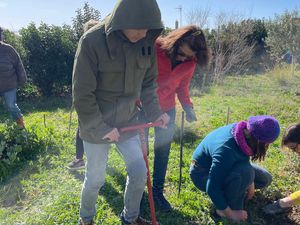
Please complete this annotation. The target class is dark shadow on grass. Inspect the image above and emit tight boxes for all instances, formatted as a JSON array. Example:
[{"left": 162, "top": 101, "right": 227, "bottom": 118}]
[
  {"left": 69, "top": 164, "right": 126, "bottom": 217},
  {"left": 99, "top": 165, "right": 127, "bottom": 216},
  {"left": 68, "top": 169, "right": 85, "bottom": 182},
  {"left": 246, "top": 192, "right": 300, "bottom": 225},
  {"left": 0, "top": 169, "right": 30, "bottom": 207},
  {"left": 208, "top": 192, "right": 300, "bottom": 225},
  {"left": 68, "top": 164, "right": 127, "bottom": 185},
  {"left": 156, "top": 209, "right": 200, "bottom": 225},
  {"left": 20, "top": 96, "right": 72, "bottom": 115},
  {"left": 105, "top": 165, "right": 200, "bottom": 224},
  {"left": 0, "top": 96, "right": 73, "bottom": 151},
  {"left": 173, "top": 126, "right": 202, "bottom": 146},
  {"left": 139, "top": 192, "right": 202, "bottom": 225},
  {"left": 106, "top": 165, "right": 127, "bottom": 186},
  {"left": 105, "top": 166, "right": 202, "bottom": 224},
  {"left": 0, "top": 96, "right": 72, "bottom": 121},
  {"left": 68, "top": 163, "right": 202, "bottom": 224},
  {"left": 0, "top": 144, "right": 60, "bottom": 208},
  {"left": 99, "top": 181, "right": 124, "bottom": 216}
]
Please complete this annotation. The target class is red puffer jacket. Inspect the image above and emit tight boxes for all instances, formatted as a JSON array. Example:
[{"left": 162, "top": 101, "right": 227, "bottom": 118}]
[{"left": 156, "top": 42, "right": 196, "bottom": 112}]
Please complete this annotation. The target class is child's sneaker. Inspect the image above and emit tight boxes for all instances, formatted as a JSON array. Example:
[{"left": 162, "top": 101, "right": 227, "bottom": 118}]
[
  {"left": 262, "top": 201, "right": 291, "bottom": 215},
  {"left": 67, "top": 158, "right": 85, "bottom": 170}
]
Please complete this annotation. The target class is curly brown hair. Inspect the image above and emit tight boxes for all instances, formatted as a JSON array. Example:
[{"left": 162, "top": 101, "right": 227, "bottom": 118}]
[
  {"left": 157, "top": 25, "right": 211, "bottom": 68},
  {"left": 281, "top": 123, "right": 300, "bottom": 146}
]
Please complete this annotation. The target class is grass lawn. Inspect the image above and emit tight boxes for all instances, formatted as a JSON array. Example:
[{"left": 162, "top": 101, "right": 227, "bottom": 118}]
[{"left": 0, "top": 72, "right": 299, "bottom": 225}]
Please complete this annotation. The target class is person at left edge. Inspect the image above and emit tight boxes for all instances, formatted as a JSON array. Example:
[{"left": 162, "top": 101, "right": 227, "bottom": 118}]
[
  {"left": 72, "top": 1, "right": 170, "bottom": 225},
  {"left": 0, "top": 26, "right": 27, "bottom": 128}
]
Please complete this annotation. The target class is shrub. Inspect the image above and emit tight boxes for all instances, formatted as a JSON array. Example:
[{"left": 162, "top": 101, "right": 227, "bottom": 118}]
[
  {"left": 20, "top": 23, "right": 76, "bottom": 96},
  {"left": 18, "top": 81, "right": 41, "bottom": 101},
  {"left": 0, "top": 123, "right": 55, "bottom": 182}
]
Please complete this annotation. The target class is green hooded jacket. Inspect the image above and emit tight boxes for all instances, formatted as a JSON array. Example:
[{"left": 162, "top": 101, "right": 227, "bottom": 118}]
[{"left": 72, "top": 0, "right": 163, "bottom": 143}]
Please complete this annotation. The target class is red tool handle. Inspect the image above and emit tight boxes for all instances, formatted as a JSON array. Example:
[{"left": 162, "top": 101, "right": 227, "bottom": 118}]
[
  {"left": 139, "top": 129, "right": 158, "bottom": 225},
  {"left": 120, "top": 120, "right": 163, "bottom": 132},
  {"left": 120, "top": 121, "right": 163, "bottom": 225}
]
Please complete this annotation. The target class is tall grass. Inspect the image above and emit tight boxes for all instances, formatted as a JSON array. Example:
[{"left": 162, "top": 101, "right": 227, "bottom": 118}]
[{"left": 266, "top": 64, "right": 298, "bottom": 85}]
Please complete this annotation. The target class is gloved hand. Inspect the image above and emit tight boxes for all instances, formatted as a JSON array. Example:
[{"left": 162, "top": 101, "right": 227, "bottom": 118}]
[{"left": 183, "top": 105, "right": 197, "bottom": 123}]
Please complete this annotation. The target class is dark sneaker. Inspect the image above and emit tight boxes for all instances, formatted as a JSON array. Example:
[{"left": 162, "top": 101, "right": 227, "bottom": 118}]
[
  {"left": 262, "top": 201, "right": 291, "bottom": 215},
  {"left": 153, "top": 191, "right": 172, "bottom": 212},
  {"left": 78, "top": 218, "right": 93, "bottom": 225},
  {"left": 121, "top": 216, "right": 153, "bottom": 225},
  {"left": 68, "top": 158, "right": 85, "bottom": 170}
]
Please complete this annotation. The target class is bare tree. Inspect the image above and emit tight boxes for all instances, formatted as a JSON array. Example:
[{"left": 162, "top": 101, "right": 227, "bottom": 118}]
[
  {"left": 211, "top": 12, "right": 256, "bottom": 82},
  {"left": 186, "top": 8, "right": 256, "bottom": 86},
  {"left": 185, "top": 5, "right": 211, "bottom": 28},
  {"left": 185, "top": 5, "right": 211, "bottom": 90}
]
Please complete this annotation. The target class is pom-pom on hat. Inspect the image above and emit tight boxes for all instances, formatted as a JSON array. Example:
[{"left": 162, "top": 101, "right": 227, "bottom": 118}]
[{"left": 246, "top": 115, "right": 280, "bottom": 144}]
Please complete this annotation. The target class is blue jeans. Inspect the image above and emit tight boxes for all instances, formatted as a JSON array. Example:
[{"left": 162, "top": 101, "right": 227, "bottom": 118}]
[
  {"left": 1, "top": 89, "right": 22, "bottom": 120},
  {"left": 190, "top": 162, "right": 272, "bottom": 210},
  {"left": 152, "top": 108, "right": 176, "bottom": 192},
  {"left": 80, "top": 135, "right": 147, "bottom": 223}
]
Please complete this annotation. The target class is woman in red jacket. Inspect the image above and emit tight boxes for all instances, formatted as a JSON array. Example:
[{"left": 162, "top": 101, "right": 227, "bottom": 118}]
[{"left": 152, "top": 25, "right": 211, "bottom": 211}]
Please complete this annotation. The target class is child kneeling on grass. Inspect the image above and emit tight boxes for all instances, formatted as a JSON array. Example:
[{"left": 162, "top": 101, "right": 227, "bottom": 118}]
[
  {"left": 190, "top": 115, "right": 280, "bottom": 222},
  {"left": 263, "top": 123, "right": 300, "bottom": 215}
]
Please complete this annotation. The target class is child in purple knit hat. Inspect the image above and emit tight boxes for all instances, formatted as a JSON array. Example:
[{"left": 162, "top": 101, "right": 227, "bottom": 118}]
[
  {"left": 247, "top": 115, "right": 280, "bottom": 144},
  {"left": 190, "top": 115, "right": 280, "bottom": 222}
]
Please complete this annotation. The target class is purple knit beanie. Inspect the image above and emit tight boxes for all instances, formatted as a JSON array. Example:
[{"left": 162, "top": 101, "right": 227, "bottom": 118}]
[{"left": 246, "top": 115, "right": 280, "bottom": 144}]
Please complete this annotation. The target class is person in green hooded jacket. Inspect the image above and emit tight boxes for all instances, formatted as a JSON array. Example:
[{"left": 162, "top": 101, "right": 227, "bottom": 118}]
[{"left": 72, "top": 1, "right": 169, "bottom": 225}]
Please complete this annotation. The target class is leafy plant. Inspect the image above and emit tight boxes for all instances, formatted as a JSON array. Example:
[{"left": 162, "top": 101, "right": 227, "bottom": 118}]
[
  {"left": 17, "top": 81, "right": 40, "bottom": 100},
  {"left": 0, "top": 122, "right": 55, "bottom": 182}
]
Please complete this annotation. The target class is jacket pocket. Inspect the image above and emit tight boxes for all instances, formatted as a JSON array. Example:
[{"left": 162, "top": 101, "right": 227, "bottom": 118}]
[
  {"left": 137, "top": 55, "right": 151, "bottom": 69},
  {"left": 133, "top": 55, "right": 151, "bottom": 90},
  {"left": 97, "top": 61, "right": 125, "bottom": 92}
]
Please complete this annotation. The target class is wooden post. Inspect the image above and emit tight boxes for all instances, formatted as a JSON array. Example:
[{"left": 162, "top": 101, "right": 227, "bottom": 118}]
[
  {"left": 43, "top": 114, "right": 46, "bottom": 128},
  {"left": 226, "top": 107, "right": 230, "bottom": 125},
  {"left": 68, "top": 107, "right": 73, "bottom": 136}
]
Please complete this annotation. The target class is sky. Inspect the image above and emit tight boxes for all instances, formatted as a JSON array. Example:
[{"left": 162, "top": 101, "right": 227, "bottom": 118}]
[{"left": 1, "top": 0, "right": 300, "bottom": 32}]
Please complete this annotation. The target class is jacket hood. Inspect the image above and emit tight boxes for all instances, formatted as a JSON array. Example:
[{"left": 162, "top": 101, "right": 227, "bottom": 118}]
[{"left": 105, "top": 0, "right": 163, "bottom": 37}]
